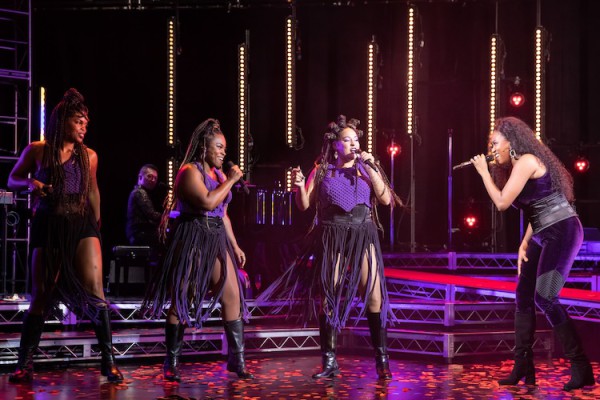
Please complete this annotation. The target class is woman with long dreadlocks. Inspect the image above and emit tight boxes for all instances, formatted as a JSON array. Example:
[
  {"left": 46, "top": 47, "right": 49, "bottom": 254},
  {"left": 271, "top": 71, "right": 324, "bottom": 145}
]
[
  {"left": 7, "top": 88, "right": 123, "bottom": 383},
  {"left": 471, "top": 117, "right": 595, "bottom": 391},
  {"left": 142, "top": 118, "right": 253, "bottom": 381},
  {"left": 258, "top": 115, "right": 402, "bottom": 380}
]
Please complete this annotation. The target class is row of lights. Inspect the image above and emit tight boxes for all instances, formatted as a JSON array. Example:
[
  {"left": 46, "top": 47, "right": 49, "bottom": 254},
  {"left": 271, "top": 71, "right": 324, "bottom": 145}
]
[
  {"left": 406, "top": 6, "right": 416, "bottom": 138},
  {"left": 238, "top": 43, "right": 248, "bottom": 173},
  {"left": 366, "top": 38, "right": 377, "bottom": 154}
]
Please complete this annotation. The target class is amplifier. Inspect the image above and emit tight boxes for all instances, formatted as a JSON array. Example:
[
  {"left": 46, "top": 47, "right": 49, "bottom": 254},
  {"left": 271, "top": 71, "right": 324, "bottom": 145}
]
[{"left": 0, "top": 191, "right": 14, "bottom": 205}]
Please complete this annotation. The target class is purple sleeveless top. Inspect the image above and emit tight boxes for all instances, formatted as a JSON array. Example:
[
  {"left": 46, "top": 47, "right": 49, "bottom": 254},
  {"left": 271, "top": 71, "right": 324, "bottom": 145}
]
[
  {"left": 190, "top": 162, "right": 231, "bottom": 218},
  {"left": 513, "top": 171, "right": 553, "bottom": 210},
  {"left": 319, "top": 164, "right": 371, "bottom": 212},
  {"left": 34, "top": 153, "right": 83, "bottom": 195}
]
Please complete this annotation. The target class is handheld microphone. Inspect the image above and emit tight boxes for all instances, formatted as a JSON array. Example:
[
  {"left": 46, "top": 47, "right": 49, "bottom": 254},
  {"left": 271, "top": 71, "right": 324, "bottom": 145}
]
[
  {"left": 353, "top": 149, "right": 379, "bottom": 173},
  {"left": 453, "top": 154, "right": 495, "bottom": 170},
  {"left": 226, "top": 161, "right": 250, "bottom": 195},
  {"left": 20, "top": 184, "right": 53, "bottom": 196}
]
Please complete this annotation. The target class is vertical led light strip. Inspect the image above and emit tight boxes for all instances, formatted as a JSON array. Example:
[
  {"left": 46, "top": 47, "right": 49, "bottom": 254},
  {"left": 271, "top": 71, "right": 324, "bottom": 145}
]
[
  {"left": 285, "top": 16, "right": 296, "bottom": 148},
  {"left": 489, "top": 34, "right": 500, "bottom": 135},
  {"left": 166, "top": 17, "right": 176, "bottom": 206},
  {"left": 167, "top": 17, "right": 176, "bottom": 147},
  {"left": 285, "top": 167, "right": 293, "bottom": 192},
  {"left": 407, "top": 6, "right": 416, "bottom": 138},
  {"left": 534, "top": 27, "right": 545, "bottom": 141},
  {"left": 407, "top": 4, "right": 417, "bottom": 253},
  {"left": 366, "top": 38, "right": 377, "bottom": 154},
  {"left": 39, "top": 86, "right": 45, "bottom": 141},
  {"left": 238, "top": 42, "right": 249, "bottom": 174}
]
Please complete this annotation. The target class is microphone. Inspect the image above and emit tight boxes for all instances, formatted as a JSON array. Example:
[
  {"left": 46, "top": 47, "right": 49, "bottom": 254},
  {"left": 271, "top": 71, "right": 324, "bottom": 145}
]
[
  {"left": 353, "top": 149, "right": 379, "bottom": 173},
  {"left": 453, "top": 154, "right": 495, "bottom": 170},
  {"left": 226, "top": 161, "right": 250, "bottom": 195}
]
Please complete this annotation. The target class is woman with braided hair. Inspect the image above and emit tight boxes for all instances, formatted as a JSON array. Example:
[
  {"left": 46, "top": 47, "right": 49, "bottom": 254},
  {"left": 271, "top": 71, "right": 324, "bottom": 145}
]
[
  {"left": 258, "top": 115, "right": 402, "bottom": 380},
  {"left": 471, "top": 116, "right": 595, "bottom": 391},
  {"left": 7, "top": 88, "right": 123, "bottom": 383},
  {"left": 142, "top": 118, "right": 253, "bottom": 381}
]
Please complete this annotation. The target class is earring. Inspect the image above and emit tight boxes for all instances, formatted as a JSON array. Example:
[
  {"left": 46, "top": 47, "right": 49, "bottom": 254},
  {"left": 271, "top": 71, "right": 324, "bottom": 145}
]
[
  {"left": 509, "top": 148, "right": 516, "bottom": 159},
  {"left": 334, "top": 152, "right": 338, "bottom": 160}
]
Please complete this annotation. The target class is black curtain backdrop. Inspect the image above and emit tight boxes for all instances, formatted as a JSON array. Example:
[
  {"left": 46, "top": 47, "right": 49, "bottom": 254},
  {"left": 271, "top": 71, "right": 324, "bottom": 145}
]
[{"left": 14, "top": 0, "right": 600, "bottom": 273}]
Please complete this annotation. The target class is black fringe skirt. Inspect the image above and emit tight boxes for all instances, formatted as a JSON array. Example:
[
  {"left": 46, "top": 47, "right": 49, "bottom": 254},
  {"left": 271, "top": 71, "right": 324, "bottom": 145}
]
[
  {"left": 257, "top": 205, "right": 394, "bottom": 331},
  {"left": 142, "top": 214, "right": 248, "bottom": 328},
  {"left": 31, "top": 210, "right": 105, "bottom": 323}
]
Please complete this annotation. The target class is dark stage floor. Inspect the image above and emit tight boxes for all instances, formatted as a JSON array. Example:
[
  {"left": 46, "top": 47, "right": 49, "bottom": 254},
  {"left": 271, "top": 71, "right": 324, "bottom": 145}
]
[{"left": 1, "top": 355, "right": 599, "bottom": 399}]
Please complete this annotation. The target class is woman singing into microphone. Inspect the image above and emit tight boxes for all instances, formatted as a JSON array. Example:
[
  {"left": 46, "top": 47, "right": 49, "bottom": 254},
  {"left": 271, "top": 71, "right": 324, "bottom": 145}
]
[
  {"left": 259, "top": 115, "right": 402, "bottom": 379},
  {"left": 142, "top": 118, "right": 253, "bottom": 381},
  {"left": 471, "top": 116, "right": 595, "bottom": 391}
]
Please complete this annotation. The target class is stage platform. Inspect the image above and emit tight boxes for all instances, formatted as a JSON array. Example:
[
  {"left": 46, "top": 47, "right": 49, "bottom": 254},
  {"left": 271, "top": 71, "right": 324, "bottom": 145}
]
[{"left": 2, "top": 251, "right": 600, "bottom": 371}]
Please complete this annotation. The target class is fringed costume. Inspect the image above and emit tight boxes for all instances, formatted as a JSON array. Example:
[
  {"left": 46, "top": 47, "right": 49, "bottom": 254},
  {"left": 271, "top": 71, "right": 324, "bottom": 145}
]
[
  {"left": 31, "top": 150, "right": 104, "bottom": 323},
  {"left": 142, "top": 163, "right": 249, "bottom": 328},
  {"left": 259, "top": 163, "right": 393, "bottom": 332}
]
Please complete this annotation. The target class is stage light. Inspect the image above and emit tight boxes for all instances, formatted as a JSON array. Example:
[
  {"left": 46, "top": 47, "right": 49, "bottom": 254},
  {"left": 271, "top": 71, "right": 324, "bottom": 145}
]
[
  {"left": 489, "top": 34, "right": 501, "bottom": 135},
  {"left": 534, "top": 27, "right": 547, "bottom": 141},
  {"left": 167, "top": 17, "right": 176, "bottom": 147},
  {"left": 366, "top": 37, "right": 378, "bottom": 154},
  {"left": 509, "top": 92, "right": 525, "bottom": 107},
  {"left": 285, "top": 167, "right": 293, "bottom": 192},
  {"left": 463, "top": 215, "right": 479, "bottom": 229},
  {"left": 387, "top": 143, "right": 400, "bottom": 157},
  {"left": 238, "top": 41, "right": 249, "bottom": 173},
  {"left": 407, "top": 6, "right": 416, "bottom": 138},
  {"left": 166, "top": 157, "right": 177, "bottom": 207},
  {"left": 285, "top": 16, "right": 297, "bottom": 148},
  {"left": 40, "top": 86, "right": 46, "bottom": 141},
  {"left": 574, "top": 157, "right": 590, "bottom": 173}
]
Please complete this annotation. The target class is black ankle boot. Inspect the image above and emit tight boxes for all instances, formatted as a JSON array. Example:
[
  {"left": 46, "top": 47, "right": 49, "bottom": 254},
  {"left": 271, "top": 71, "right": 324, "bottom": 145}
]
[
  {"left": 9, "top": 313, "right": 45, "bottom": 383},
  {"left": 553, "top": 318, "right": 595, "bottom": 391},
  {"left": 498, "top": 312, "right": 536, "bottom": 385},
  {"left": 93, "top": 309, "right": 124, "bottom": 383},
  {"left": 312, "top": 315, "right": 340, "bottom": 379},
  {"left": 164, "top": 323, "right": 185, "bottom": 382},
  {"left": 367, "top": 312, "right": 392, "bottom": 380},
  {"left": 223, "top": 319, "right": 254, "bottom": 379}
]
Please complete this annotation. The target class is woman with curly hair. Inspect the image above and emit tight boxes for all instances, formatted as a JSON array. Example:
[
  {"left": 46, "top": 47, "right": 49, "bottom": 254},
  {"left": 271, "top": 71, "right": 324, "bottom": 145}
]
[
  {"left": 7, "top": 88, "right": 123, "bottom": 383},
  {"left": 259, "top": 115, "right": 402, "bottom": 380},
  {"left": 142, "top": 118, "right": 253, "bottom": 381},
  {"left": 471, "top": 116, "right": 595, "bottom": 391}
]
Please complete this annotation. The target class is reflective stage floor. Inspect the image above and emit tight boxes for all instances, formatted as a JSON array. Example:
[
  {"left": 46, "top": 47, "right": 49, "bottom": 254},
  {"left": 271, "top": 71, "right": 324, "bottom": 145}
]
[{"left": 1, "top": 354, "right": 598, "bottom": 400}]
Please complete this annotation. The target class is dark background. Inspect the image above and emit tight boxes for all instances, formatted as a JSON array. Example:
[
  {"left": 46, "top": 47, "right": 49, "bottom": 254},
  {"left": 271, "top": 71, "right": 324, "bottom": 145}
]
[{"left": 2, "top": 0, "right": 599, "bottom": 288}]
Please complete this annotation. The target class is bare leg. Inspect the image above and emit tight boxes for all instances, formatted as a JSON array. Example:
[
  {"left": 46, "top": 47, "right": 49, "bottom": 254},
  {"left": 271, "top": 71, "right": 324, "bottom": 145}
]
[
  {"left": 358, "top": 244, "right": 391, "bottom": 379},
  {"left": 74, "top": 237, "right": 123, "bottom": 382},
  {"left": 358, "top": 244, "right": 382, "bottom": 313},
  {"left": 210, "top": 255, "right": 241, "bottom": 322}
]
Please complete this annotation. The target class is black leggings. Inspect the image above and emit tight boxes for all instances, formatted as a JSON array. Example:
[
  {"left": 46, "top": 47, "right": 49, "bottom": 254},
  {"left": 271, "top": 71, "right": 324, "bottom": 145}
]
[{"left": 516, "top": 217, "right": 583, "bottom": 326}]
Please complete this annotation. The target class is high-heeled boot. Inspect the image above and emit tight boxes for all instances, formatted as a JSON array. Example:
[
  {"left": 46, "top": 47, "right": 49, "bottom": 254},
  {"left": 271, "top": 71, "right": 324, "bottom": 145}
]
[
  {"left": 367, "top": 312, "right": 392, "bottom": 380},
  {"left": 553, "top": 318, "right": 595, "bottom": 391},
  {"left": 498, "top": 311, "right": 536, "bottom": 385},
  {"left": 9, "top": 313, "right": 45, "bottom": 383},
  {"left": 163, "top": 323, "right": 185, "bottom": 382},
  {"left": 92, "top": 308, "right": 124, "bottom": 382},
  {"left": 312, "top": 315, "right": 340, "bottom": 379},
  {"left": 223, "top": 319, "right": 254, "bottom": 379}
]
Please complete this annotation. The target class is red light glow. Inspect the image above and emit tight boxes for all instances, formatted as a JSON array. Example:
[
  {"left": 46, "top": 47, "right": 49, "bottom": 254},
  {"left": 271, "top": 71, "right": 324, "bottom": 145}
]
[{"left": 509, "top": 92, "right": 525, "bottom": 107}]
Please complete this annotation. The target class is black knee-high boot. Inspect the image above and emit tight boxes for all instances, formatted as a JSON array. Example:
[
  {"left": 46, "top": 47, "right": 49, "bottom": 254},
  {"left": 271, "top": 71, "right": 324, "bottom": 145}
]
[
  {"left": 223, "top": 319, "right": 254, "bottom": 379},
  {"left": 163, "top": 323, "right": 185, "bottom": 382},
  {"left": 9, "top": 313, "right": 45, "bottom": 383},
  {"left": 92, "top": 309, "right": 124, "bottom": 382},
  {"left": 553, "top": 318, "right": 595, "bottom": 391},
  {"left": 367, "top": 312, "right": 392, "bottom": 380},
  {"left": 312, "top": 315, "right": 340, "bottom": 379},
  {"left": 498, "top": 311, "right": 536, "bottom": 385}
]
